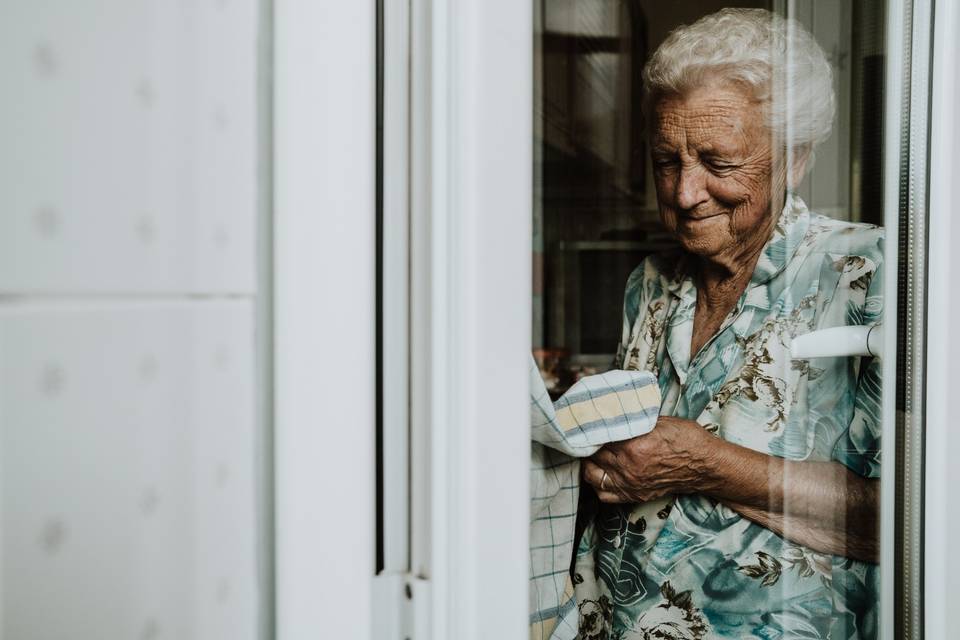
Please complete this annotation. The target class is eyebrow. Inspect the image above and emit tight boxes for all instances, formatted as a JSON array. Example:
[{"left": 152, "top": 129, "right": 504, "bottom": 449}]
[
  {"left": 700, "top": 149, "right": 741, "bottom": 160},
  {"left": 651, "top": 144, "right": 741, "bottom": 158}
]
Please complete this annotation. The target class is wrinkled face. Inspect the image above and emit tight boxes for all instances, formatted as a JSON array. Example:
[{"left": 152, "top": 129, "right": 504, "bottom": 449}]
[{"left": 650, "top": 82, "right": 788, "bottom": 266}]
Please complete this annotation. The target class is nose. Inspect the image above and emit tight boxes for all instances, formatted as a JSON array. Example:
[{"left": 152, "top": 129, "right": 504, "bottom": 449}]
[{"left": 675, "top": 164, "right": 709, "bottom": 211}]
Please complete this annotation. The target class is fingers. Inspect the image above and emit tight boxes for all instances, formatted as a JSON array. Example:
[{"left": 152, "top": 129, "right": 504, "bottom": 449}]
[
  {"left": 595, "top": 490, "right": 628, "bottom": 504},
  {"left": 582, "top": 459, "right": 605, "bottom": 490},
  {"left": 583, "top": 459, "right": 629, "bottom": 502},
  {"left": 590, "top": 446, "right": 620, "bottom": 467}
]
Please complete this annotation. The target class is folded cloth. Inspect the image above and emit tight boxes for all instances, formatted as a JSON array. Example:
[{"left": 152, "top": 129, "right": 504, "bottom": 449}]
[{"left": 529, "top": 355, "right": 660, "bottom": 640}]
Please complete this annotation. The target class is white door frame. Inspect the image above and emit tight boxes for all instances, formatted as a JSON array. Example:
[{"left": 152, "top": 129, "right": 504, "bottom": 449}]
[
  {"left": 273, "top": 0, "right": 531, "bottom": 638},
  {"left": 924, "top": 0, "right": 960, "bottom": 636},
  {"left": 273, "top": 2, "right": 377, "bottom": 638},
  {"left": 408, "top": 0, "right": 532, "bottom": 638},
  {"left": 880, "top": 0, "right": 907, "bottom": 636}
]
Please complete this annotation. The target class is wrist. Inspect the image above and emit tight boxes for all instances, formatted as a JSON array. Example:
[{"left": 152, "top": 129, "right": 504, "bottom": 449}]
[
  {"left": 704, "top": 439, "right": 783, "bottom": 508},
  {"left": 696, "top": 429, "right": 731, "bottom": 494},
  {"left": 663, "top": 416, "right": 727, "bottom": 494}
]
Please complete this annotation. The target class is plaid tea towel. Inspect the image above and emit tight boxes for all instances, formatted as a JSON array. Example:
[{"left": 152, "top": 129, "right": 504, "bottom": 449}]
[{"left": 529, "top": 355, "right": 660, "bottom": 640}]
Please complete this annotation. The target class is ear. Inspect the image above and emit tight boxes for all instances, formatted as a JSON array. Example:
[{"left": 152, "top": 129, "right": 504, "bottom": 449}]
[{"left": 786, "top": 145, "right": 813, "bottom": 189}]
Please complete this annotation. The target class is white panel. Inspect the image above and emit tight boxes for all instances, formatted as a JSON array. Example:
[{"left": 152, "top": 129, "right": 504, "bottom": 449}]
[
  {"left": 0, "top": 301, "right": 258, "bottom": 640},
  {"left": 190, "top": 302, "right": 259, "bottom": 640},
  {"left": 0, "top": 0, "right": 257, "bottom": 294},
  {"left": 273, "top": 1, "right": 376, "bottom": 639},
  {"left": 924, "top": 0, "right": 960, "bottom": 635}
]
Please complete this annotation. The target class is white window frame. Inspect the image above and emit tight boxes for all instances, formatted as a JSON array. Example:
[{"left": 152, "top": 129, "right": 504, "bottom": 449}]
[
  {"left": 880, "top": 0, "right": 907, "bottom": 636},
  {"left": 273, "top": 0, "right": 531, "bottom": 638},
  {"left": 273, "top": 2, "right": 377, "bottom": 638},
  {"left": 408, "top": 1, "right": 532, "bottom": 638},
  {"left": 924, "top": 0, "right": 960, "bottom": 636}
]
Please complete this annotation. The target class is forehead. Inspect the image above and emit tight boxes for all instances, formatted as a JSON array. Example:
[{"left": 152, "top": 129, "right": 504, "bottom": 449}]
[{"left": 650, "top": 84, "right": 767, "bottom": 152}]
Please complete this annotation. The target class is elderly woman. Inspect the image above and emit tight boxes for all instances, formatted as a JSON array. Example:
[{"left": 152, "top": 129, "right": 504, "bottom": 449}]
[{"left": 570, "top": 9, "right": 882, "bottom": 640}]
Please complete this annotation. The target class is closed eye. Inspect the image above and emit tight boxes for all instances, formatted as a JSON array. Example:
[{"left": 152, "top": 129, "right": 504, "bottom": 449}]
[
  {"left": 703, "top": 158, "right": 738, "bottom": 173},
  {"left": 652, "top": 155, "right": 678, "bottom": 169}
]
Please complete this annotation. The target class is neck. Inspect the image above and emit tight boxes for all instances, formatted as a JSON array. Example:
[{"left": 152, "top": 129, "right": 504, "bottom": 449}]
[{"left": 696, "top": 251, "right": 760, "bottom": 304}]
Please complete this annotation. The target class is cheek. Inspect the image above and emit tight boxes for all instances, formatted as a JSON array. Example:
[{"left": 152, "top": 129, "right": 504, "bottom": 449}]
[
  {"left": 706, "top": 173, "right": 766, "bottom": 207},
  {"left": 653, "top": 173, "right": 678, "bottom": 227},
  {"left": 719, "top": 174, "right": 774, "bottom": 235}
]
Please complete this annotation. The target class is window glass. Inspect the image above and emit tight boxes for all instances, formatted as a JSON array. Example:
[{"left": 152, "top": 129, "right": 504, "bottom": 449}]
[{"left": 531, "top": 3, "right": 889, "bottom": 638}]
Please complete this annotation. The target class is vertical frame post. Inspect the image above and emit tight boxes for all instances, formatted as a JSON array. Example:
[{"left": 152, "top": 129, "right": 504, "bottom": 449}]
[
  {"left": 273, "top": 2, "right": 377, "bottom": 638},
  {"left": 880, "top": 1, "right": 906, "bottom": 636},
  {"left": 380, "top": 0, "right": 412, "bottom": 578},
  {"left": 410, "top": 0, "right": 532, "bottom": 637},
  {"left": 890, "top": 0, "right": 933, "bottom": 637},
  {"left": 924, "top": 0, "right": 960, "bottom": 636}
]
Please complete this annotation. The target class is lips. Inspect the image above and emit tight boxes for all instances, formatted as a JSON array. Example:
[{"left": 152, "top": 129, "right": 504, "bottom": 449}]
[{"left": 681, "top": 211, "right": 726, "bottom": 222}]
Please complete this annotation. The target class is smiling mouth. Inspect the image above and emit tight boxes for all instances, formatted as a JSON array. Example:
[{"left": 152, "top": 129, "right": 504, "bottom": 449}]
[{"left": 681, "top": 212, "right": 726, "bottom": 222}]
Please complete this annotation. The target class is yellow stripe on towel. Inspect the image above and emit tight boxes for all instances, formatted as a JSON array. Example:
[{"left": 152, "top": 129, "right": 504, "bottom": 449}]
[{"left": 554, "top": 384, "right": 659, "bottom": 432}]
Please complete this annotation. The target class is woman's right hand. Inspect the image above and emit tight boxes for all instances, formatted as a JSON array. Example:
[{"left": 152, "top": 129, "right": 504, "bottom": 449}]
[{"left": 581, "top": 416, "right": 720, "bottom": 503}]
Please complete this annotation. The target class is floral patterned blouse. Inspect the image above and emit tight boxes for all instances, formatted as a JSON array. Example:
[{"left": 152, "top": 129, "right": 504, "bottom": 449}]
[{"left": 569, "top": 194, "right": 883, "bottom": 640}]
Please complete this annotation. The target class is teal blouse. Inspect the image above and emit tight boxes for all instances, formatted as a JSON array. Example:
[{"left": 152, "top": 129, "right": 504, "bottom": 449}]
[{"left": 570, "top": 194, "right": 883, "bottom": 640}]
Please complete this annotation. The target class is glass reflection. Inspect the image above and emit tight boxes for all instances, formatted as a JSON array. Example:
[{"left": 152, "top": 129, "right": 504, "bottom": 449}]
[{"left": 532, "top": 4, "right": 884, "bottom": 639}]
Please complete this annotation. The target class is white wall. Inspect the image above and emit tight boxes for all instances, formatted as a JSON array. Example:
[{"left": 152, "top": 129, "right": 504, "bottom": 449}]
[{"left": 0, "top": 2, "right": 264, "bottom": 638}]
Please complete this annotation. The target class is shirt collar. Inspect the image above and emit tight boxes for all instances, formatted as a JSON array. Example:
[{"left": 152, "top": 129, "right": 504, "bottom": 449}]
[{"left": 749, "top": 192, "right": 810, "bottom": 287}]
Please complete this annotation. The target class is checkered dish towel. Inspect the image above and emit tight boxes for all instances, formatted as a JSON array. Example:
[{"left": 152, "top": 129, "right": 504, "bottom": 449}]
[{"left": 529, "top": 355, "right": 660, "bottom": 640}]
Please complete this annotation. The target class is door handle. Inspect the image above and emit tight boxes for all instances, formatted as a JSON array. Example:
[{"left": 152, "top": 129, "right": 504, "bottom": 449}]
[{"left": 790, "top": 324, "right": 883, "bottom": 359}]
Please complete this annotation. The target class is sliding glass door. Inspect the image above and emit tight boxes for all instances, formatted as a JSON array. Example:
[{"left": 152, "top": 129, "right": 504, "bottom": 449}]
[{"left": 530, "top": 1, "right": 930, "bottom": 638}]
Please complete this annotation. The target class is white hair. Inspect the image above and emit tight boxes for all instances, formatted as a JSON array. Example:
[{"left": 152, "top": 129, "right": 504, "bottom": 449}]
[{"left": 642, "top": 8, "right": 835, "bottom": 153}]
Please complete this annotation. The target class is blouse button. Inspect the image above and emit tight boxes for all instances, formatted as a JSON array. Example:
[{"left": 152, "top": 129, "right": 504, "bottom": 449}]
[{"left": 613, "top": 533, "right": 622, "bottom": 549}]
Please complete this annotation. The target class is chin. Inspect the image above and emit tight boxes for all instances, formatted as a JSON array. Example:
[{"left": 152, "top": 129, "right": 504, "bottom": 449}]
[
  {"left": 676, "top": 234, "right": 728, "bottom": 259},
  {"left": 669, "top": 215, "right": 734, "bottom": 258}
]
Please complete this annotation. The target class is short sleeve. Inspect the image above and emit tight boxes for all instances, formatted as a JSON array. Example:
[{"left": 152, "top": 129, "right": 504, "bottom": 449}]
[{"left": 831, "top": 237, "right": 884, "bottom": 479}]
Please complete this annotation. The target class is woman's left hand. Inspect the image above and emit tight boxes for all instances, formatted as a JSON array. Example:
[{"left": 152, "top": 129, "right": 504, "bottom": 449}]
[{"left": 582, "top": 416, "right": 719, "bottom": 503}]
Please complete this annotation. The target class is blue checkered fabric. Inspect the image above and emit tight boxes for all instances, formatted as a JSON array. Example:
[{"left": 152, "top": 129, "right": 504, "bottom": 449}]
[{"left": 529, "top": 355, "right": 660, "bottom": 640}]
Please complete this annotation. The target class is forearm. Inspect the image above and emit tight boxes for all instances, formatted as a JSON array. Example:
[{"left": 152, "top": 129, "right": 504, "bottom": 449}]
[
  {"left": 700, "top": 437, "right": 879, "bottom": 562},
  {"left": 701, "top": 438, "right": 873, "bottom": 518},
  {"left": 584, "top": 416, "right": 880, "bottom": 561},
  {"left": 723, "top": 498, "right": 878, "bottom": 562}
]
